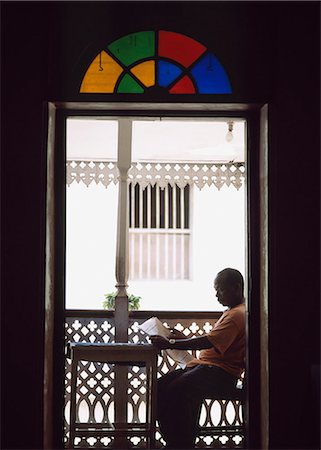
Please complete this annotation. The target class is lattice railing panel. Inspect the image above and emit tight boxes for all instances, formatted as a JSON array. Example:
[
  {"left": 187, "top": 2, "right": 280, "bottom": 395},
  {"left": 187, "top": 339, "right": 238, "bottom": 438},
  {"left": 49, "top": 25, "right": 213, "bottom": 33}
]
[
  {"left": 66, "top": 160, "right": 245, "bottom": 191},
  {"left": 196, "top": 434, "right": 244, "bottom": 449},
  {"left": 64, "top": 316, "right": 116, "bottom": 446},
  {"left": 64, "top": 313, "right": 244, "bottom": 448},
  {"left": 72, "top": 436, "right": 114, "bottom": 448},
  {"left": 65, "top": 317, "right": 115, "bottom": 345}
]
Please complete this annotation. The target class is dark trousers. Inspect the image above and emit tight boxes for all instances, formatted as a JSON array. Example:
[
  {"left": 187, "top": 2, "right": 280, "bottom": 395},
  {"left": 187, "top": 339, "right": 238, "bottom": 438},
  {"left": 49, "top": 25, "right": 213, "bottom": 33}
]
[{"left": 157, "top": 364, "right": 237, "bottom": 449}]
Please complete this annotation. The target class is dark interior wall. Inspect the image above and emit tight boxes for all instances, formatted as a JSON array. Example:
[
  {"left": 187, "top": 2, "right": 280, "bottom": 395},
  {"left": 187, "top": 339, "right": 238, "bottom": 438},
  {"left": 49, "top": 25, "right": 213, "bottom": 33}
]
[
  {"left": 268, "top": 5, "right": 320, "bottom": 448},
  {"left": 1, "top": 2, "right": 320, "bottom": 449},
  {"left": 2, "top": 3, "right": 51, "bottom": 450}
]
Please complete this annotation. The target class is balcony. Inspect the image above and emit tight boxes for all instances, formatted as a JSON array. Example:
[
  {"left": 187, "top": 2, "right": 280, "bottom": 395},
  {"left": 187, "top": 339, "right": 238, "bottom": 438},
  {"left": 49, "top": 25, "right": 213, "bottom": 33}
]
[{"left": 65, "top": 310, "right": 245, "bottom": 448}]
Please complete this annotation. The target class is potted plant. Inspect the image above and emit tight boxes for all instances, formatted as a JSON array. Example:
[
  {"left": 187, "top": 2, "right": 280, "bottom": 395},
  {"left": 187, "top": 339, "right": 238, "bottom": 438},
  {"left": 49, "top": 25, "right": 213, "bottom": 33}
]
[{"left": 102, "top": 292, "right": 141, "bottom": 311}]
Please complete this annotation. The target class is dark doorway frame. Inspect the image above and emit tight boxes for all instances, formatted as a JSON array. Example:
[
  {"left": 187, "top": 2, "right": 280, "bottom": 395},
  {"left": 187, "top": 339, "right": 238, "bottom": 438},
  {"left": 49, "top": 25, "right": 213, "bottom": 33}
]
[{"left": 44, "top": 102, "right": 269, "bottom": 450}]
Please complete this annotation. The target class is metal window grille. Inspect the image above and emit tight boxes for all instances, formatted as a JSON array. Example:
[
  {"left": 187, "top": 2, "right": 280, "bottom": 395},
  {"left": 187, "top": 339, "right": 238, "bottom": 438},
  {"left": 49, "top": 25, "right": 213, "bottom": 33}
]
[{"left": 129, "top": 183, "right": 190, "bottom": 280}]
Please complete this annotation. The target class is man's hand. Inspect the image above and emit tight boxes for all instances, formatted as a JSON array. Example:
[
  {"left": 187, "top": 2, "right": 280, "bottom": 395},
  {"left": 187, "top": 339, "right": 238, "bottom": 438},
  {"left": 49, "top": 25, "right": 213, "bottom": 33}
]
[
  {"left": 169, "top": 329, "right": 186, "bottom": 339},
  {"left": 151, "top": 333, "right": 213, "bottom": 351},
  {"left": 150, "top": 335, "right": 170, "bottom": 349}
]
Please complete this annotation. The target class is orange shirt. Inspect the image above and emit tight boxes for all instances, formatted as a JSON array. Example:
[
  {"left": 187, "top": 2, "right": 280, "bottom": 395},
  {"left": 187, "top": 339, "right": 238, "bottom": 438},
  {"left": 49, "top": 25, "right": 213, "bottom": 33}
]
[{"left": 187, "top": 303, "right": 245, "bottom": 378}]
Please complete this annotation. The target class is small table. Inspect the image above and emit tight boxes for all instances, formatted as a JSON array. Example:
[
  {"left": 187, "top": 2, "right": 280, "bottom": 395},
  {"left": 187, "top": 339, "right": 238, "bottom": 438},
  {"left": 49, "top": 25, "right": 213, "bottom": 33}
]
[{"left": 67, "top": 342, "right": 158, "bottom": 449}]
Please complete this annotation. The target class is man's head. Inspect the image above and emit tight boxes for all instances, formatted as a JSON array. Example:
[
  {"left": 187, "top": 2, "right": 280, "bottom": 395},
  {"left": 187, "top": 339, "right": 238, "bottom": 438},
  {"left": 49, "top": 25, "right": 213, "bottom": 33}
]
[{"left": 214, "top": 268, "right": 244, "bottom": 308}]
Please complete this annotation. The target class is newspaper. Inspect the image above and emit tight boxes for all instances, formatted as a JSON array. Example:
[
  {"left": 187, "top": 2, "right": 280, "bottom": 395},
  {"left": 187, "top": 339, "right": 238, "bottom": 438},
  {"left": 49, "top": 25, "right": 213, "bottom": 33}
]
[{"left": 138, "top": 316, "right": 194, "bottom": 369}]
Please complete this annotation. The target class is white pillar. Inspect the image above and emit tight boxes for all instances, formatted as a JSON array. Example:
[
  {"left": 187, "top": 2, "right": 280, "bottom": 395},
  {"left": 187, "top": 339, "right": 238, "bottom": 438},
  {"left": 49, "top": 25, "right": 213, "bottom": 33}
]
[
  {"left": 114, "top": 118, "right": 132, "bottom": 442},
  {"left": 115, "top": 118, "right": 131, "bottom": 342}
]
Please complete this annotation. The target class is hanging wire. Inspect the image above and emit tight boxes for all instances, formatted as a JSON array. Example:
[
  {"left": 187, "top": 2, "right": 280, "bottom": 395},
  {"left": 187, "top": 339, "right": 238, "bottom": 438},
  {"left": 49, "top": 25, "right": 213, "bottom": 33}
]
[{"left": 99, "top": 52, "right": 103, "bottom": 71}]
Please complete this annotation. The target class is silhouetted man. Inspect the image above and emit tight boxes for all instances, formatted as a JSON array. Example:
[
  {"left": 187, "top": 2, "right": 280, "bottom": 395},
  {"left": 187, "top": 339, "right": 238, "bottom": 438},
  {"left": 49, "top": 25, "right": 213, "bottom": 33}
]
[{"left": 150, "top": 268, "right": 246, "bottom": 449}]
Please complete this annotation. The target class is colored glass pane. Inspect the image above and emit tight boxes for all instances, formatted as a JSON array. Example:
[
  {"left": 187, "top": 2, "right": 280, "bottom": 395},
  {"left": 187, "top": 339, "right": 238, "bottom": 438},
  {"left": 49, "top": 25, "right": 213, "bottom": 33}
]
[
  {"left": 108, "top": 31, "right": 155, "bottom": 67},
  {"left": 158, "top": 60, "right": 182, "bottom": 87},
  {"left": 130, "top": 60, "right": 155, "bottom": 87},
  {"left": 191, "top": 53, "right": 232, "bottom": 94},
  {"left": 169, "top": 75, "right": 196, "bottom": 94},
  {"left": 80, "top": 31, "right": 232, "bottom": 94},
  {"left": 158, "top": 30, "right": 206, "bottom": 68},
  {"left": 117, "top": 74, "right": 144, "bottom": 93},
  {"left": 80, "top": 51, "right": 123, "bottom": 93}
]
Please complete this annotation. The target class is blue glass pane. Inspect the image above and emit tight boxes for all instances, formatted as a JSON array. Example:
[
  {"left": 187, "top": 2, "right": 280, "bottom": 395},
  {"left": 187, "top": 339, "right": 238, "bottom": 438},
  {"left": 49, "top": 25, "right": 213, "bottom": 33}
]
[
  {"left": 158, "top": 60, "right": 182, "bottom": 87},
  {"left": 191, "top": 53, "right": 232, "bottom": 93}
]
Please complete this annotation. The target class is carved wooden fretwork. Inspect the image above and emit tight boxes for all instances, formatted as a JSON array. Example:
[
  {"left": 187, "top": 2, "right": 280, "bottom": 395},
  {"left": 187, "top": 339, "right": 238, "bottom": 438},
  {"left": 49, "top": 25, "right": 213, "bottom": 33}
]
[
  {"left": 66, "top": 161, "right": 245, "bottom": 190},
  {"left": 64, "top": 313, "right": 245, "bottom": 449}
]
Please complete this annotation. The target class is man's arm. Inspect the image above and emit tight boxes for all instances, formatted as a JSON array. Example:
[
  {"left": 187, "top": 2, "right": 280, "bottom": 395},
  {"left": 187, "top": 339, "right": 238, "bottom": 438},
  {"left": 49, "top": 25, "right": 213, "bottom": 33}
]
[{"left": 150, "top": 334, "right": 212, "bottom": 350}]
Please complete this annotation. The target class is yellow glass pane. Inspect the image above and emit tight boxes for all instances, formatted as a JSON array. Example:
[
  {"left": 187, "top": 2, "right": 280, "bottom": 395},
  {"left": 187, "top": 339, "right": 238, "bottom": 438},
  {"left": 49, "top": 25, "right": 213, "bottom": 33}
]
[
  {"left": 80, "top": 51, "right": 123, "bottom": 93},
  {"left": 130, "top": 60, "right": 155, "bottom": 87}
]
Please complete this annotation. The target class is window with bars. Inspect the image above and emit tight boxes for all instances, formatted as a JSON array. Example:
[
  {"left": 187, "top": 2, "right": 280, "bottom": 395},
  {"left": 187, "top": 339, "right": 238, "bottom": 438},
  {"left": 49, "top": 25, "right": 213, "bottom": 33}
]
[{"left": 129, "top": 183, "right": 191, "bottom": 280}]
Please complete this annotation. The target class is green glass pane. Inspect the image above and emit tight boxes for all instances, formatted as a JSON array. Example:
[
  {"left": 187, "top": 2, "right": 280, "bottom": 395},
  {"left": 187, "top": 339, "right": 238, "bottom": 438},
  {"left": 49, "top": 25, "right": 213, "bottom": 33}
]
[
  {"left": 108, "top": 31, "right": 155, "bottom": 67},
  {"left": 117, "top": 74, "right": 144, "bottom": 93}
]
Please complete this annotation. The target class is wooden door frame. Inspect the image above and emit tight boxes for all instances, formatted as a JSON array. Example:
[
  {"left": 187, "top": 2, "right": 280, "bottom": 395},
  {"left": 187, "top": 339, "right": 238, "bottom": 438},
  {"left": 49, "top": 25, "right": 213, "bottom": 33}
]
[{"left": 44, "top": 101, "right": 269, "bottom": 450}]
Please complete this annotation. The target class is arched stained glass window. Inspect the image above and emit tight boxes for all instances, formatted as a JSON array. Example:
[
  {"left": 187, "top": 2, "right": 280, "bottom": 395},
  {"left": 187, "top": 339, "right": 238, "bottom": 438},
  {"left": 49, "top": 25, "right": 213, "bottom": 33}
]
[{"left": 80, "top": 30, "right": 232, "bottom": 94}]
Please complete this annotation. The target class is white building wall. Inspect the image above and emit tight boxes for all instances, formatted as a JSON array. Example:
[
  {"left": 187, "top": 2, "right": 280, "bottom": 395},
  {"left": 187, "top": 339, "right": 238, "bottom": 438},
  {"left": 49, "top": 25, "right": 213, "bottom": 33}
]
[{"left": 66, "top": 183, "right": 245, "bottom": 311}]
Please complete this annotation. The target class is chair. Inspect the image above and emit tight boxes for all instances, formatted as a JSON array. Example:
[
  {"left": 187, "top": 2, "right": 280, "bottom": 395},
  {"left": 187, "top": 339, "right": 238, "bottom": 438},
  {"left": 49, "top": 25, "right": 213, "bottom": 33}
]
[
  {"left": 67, "top": 342, "right": 158, "bottom": 449},
  {"left": 197, "top": 380, "right": 246, "bottom": 447}
]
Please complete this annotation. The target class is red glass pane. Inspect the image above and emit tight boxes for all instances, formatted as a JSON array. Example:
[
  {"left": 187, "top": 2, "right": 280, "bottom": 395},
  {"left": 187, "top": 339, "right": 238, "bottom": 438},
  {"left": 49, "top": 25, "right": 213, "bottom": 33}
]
[
  {"left": 158, "top": 30, "right": 206, "bottom": 68},
  {"left": 169, "top": 75, "right": 196, "bottom": 94}
]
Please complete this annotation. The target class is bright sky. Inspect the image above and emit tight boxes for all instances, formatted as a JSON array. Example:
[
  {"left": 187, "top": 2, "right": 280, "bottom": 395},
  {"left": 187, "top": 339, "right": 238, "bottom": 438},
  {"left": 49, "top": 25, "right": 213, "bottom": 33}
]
[{"left": 66, "top": 118, "right": 245, "bottom": 163}]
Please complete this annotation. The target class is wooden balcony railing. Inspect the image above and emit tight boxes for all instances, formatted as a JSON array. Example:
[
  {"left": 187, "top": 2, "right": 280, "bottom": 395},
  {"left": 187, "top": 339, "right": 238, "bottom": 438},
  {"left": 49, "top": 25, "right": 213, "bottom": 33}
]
[{"left": 64, "top": 310, "right": 245, "bottom": 449}]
